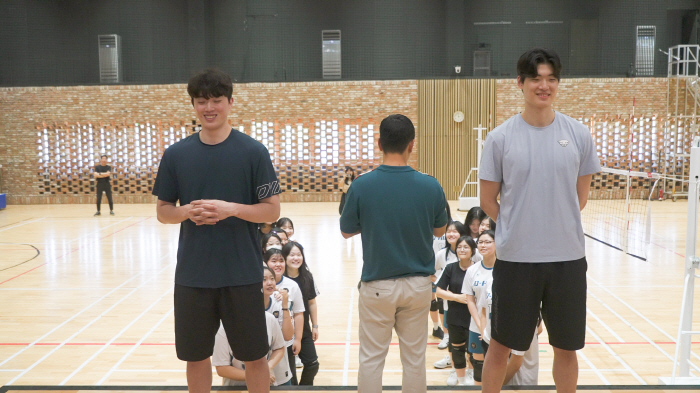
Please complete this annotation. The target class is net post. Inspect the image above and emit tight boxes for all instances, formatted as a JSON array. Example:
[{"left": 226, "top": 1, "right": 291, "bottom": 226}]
[
  {"left": 679, "top": 138, "right": 700, "bottom": 377},
  {"left": 475, "top": 124, "right": 486, "bottom": 202}
]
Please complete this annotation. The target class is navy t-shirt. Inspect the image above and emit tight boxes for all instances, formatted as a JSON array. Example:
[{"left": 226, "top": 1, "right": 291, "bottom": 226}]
[{"left": 152, "top": 129, "right": 281, "bottom": 288}]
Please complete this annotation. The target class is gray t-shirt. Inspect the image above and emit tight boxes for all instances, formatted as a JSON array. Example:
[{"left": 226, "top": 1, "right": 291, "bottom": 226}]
[{"left": 479, "top": 112, "right": 601, "bottom": 262}]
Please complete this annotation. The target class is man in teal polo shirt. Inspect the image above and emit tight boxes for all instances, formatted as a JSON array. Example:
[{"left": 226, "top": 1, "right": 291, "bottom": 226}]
[{"left": 340, "top": 114, "right": 448, "bottom": 393}]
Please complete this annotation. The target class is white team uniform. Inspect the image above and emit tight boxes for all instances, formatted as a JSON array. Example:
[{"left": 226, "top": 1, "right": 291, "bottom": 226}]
[
  {"left": 461, "top": 261, "right": 493, "bottom": 334},
  {"left": 433, "top": 235, "right": 446, "bottom": 255},
  {"left": 276, "top": 276, "right": 305, "bottom": 346},
  {"left": 212, "top": 312, "right": 292, "bottom": 386},
  {"left": 266, "top": 295, "right": 294, "bottom": 342},
  {"left": 478, "top": 280, "right": 539, "bottom": 386}
]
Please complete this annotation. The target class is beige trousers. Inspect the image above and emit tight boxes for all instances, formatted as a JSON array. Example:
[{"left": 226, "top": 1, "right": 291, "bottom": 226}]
[{"left": 358, "top": 275, "right": 432, "bottom": 393}]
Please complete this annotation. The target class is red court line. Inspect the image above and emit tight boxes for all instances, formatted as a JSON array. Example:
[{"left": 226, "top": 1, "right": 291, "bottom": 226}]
[
  {"left": 0, "top": 217, "right": 151, "bottom": 286},
  {"left": 1, "top": 341, "right": 697, "bottom": 346}
]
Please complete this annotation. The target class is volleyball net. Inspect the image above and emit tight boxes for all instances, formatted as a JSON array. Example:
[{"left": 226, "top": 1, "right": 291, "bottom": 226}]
[{"left": 581, "top": 167, "right": 663, "bottom": 261}]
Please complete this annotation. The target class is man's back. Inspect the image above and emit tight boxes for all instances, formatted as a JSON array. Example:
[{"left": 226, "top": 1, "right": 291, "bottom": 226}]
[{"left": 339, "top": 165, "right": 447, "bottom": 282}]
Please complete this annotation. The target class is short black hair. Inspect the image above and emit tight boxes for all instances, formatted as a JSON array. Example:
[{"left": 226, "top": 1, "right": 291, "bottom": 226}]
[
  {"left": 187, "top": 69, "right": 233, "bottom": 105},
  {"left": 379, "top": 114, "right": 415, "bottom": 154},
  {"left": 517, "top": 48, "right": 562, "bottom": 82},
  {"left": 478, "top": 229, "right": 495, "bottom": 242},
  {"left": 100, "top": 155, "right": 107, "bottom": 159}
]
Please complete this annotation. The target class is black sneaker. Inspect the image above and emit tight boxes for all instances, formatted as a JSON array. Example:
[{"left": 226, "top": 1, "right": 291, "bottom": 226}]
[
  {"left": 94, "top": 211, "right": 101, "bottom": 216},
  {"left": 432, "top": 326, "right": 444, "bottom": 339},
  {"left": 110, "top": 211, "right": 115, "bottom": 216}
]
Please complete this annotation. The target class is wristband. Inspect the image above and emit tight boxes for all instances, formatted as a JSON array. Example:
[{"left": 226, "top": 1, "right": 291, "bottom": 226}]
[
  {"left": 312, "top": 324, "right": 319, "bottom": 328},
  {"left": 282, "top": 308, "right": 289, "bottom": 311}
]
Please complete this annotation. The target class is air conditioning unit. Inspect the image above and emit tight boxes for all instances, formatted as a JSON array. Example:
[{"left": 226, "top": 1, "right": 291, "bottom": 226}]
[
  {"left": 322, "top": 30, "right": 341, "bottom": 79},
  {"left": 473, "top": 50, "right": 491, "bottom": 77},
  {"left": 98, "top": 34, "right": 122, "bottom": 83}
]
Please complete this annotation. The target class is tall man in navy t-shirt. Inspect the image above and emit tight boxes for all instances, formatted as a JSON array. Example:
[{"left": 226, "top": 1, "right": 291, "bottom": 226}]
[
  {"left": 340, "top": 114, "right": 448, "bottom": 393},
  {"left": 153, "top": 69, "right": 281, "bottom": 393}
]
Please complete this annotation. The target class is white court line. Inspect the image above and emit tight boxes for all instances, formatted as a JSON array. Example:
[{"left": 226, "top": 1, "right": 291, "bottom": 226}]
[
  {"left": 97, "top": 306, "right": 174, "bottom": 385},
  {"left": 0, "top": 218, "right": 45, "bottom": 233},
  {"left": 60, "top": 287, "right": 173, "bottom": 385},
  {"left": 342, "top": 288, "right": 354, "bottom": 386},
  {"left": 0, "top": 266, "right": 152, "bottom": 369},
  {"left": 585, "top": 325, "right": 646, "bottom": 384},
  {"left": 588, "top": 275, "right": 700, "bottom": 370},
  {"left": 577, "top": 348, "right": 609, "bottom": 384},
  {"left": 588, "top": 274, "right": 676, "bottom": 341},
  {"left": 5, "top": 259, "right": 174, "bottom": 385},
  {"left": 587, "top": 290, "right": 685, "bottom": 365},
  {"left": 586, "top": 307, "right": 625, "bottom": 342},
  {"left": 64, "top": 217, "right": 133, "bottom": 245}
]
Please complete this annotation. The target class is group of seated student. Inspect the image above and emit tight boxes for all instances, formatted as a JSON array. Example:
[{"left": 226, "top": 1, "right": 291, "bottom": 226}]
[
  {"left": 430, "top": 204, "right": 540, "bottom": 387},
  {"left": 212, "top": 217, "right": 321, "bottom": 387}
]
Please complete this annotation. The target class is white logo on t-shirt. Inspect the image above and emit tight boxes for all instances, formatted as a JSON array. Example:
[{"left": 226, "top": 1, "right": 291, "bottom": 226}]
[
  {"left": 558, "top": 140, "right": 569, "bottom": 147},
  {"left": 257, "top": 181, "right": 280, "bottom": 200}
]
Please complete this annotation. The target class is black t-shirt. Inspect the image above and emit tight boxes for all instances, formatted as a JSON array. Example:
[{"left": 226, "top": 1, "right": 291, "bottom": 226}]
[
  {"left": 152, "top": 129, "right": 281, "bottom": 288},
  {"left": 436, "top": 261, "right": 470, "bottom": 328},
  {"left": 287, "top": 273, "right": 317, "bottom": 334},
  {"left": 95, "top": 165, "right": 111, "bottom": 185}
]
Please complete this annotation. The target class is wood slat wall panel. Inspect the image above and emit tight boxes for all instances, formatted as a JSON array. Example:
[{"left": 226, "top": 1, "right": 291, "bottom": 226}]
[{"left": 417, "top": 79, "right": 496, "bottom": 200}]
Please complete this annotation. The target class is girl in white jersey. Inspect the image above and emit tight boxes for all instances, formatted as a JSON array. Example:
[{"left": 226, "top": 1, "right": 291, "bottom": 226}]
[
  {"left": 265, "top": 248, "right": 305, "bottom": 385},
  {"left": 262, "top": 231, "right": 283, "bottom": 253},
  {"left": 263, "top": 265, "right": 294, "bottom": 343},
  {"left": 212, "top": 311, "right": 289, "bottom": 386},
  {"left": 430, "top": 199, "right": 451, "bottom": 340},
  {"left": 478, "top": 215, "right": 496, "bottom": 235},
  {"left": 465, "top": 206, "right": 483, "bottom": 240},
  {"left": 276, "top": 217, "right": 295, "bottom": 240},
  {"left": 461, "top": 230, "right": 496, "bottom": 385}
]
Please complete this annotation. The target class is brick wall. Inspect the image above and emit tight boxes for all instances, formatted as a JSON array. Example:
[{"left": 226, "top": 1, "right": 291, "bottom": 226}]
[
  {"left": 0, "top": 77, "right": 670, "bottom": 204},
  {"left": 0, "top": 80, "right": 417, "bottom": 204},
  {"left": 496, "top": 77, "right": 668, "bottom": 125}
]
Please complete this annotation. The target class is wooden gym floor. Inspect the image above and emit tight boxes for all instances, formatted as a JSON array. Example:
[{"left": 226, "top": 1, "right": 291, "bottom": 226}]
[{"left": 0, "top": 201, "right": 699, "bottom": 389}]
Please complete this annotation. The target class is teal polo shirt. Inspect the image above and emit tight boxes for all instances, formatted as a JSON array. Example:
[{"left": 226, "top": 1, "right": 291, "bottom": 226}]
[{"left": 339, "top": 165, "right": 448, "bottom": 282}]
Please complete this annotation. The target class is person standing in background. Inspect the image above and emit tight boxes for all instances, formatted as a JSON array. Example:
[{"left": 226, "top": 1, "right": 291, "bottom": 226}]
[
  {"left": 94, "top": 155, "right": 114, "bottom": 216},
  {"left": 338, "top": 166, "right": 355, "bottom": 214}
]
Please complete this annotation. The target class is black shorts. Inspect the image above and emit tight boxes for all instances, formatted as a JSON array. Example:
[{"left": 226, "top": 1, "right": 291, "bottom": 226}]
[
  {"left": 491, "top": 257, "right": 587, "bottom": 352},
  {"left": 174, "top": 283, "right": 269, "bottom": 362}
]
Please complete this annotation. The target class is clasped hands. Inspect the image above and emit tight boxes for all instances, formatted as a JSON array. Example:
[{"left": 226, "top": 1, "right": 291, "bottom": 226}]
[{"left": 187, "top": 199, "right": 237, "bottom": 226}]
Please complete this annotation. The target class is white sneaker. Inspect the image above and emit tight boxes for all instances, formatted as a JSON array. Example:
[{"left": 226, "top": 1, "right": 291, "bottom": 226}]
[
  {"left": 446, "top": 369, "right": 458, "bottom": 386},
  {"left": 433, "top": 354, "right": 451, "bottom": 369},
  {"left": 458, "top": 371, "right": 475, "bottom": 386},
  {"left": 437, "top": 334, "right": 450, "bottom": 350},
  {"left": 466, "top": 368, "right": 474, "bottom": 378},
  {"left": 295, "top": 355, "right": 302, "bottom": 368}
]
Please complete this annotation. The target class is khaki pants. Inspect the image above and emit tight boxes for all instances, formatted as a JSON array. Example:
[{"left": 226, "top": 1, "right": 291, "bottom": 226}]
[{"left": 358, "top": 276, "right": 432, "bottom": 393}]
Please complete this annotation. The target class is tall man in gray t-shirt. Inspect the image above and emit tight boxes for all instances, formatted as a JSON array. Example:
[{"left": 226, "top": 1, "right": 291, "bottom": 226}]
[{"left": 479, "top": 48, "right": 601, "bottom": 393}]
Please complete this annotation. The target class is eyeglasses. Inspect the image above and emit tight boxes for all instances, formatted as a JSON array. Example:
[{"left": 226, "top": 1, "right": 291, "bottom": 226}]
[
  {"left": 477, "top": 240, "right": 494, "bottom": 245},
  {"left": 456, "top": 246, "right": 471, "bottom": 251}
]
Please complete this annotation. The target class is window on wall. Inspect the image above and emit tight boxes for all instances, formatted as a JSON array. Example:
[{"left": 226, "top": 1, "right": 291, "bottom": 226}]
[
  {"left": 635, "top": 26, "right": 656, "bottom": 76},
  {"left": 36, "top": 119, "right": 381, "bottom": 196}
]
